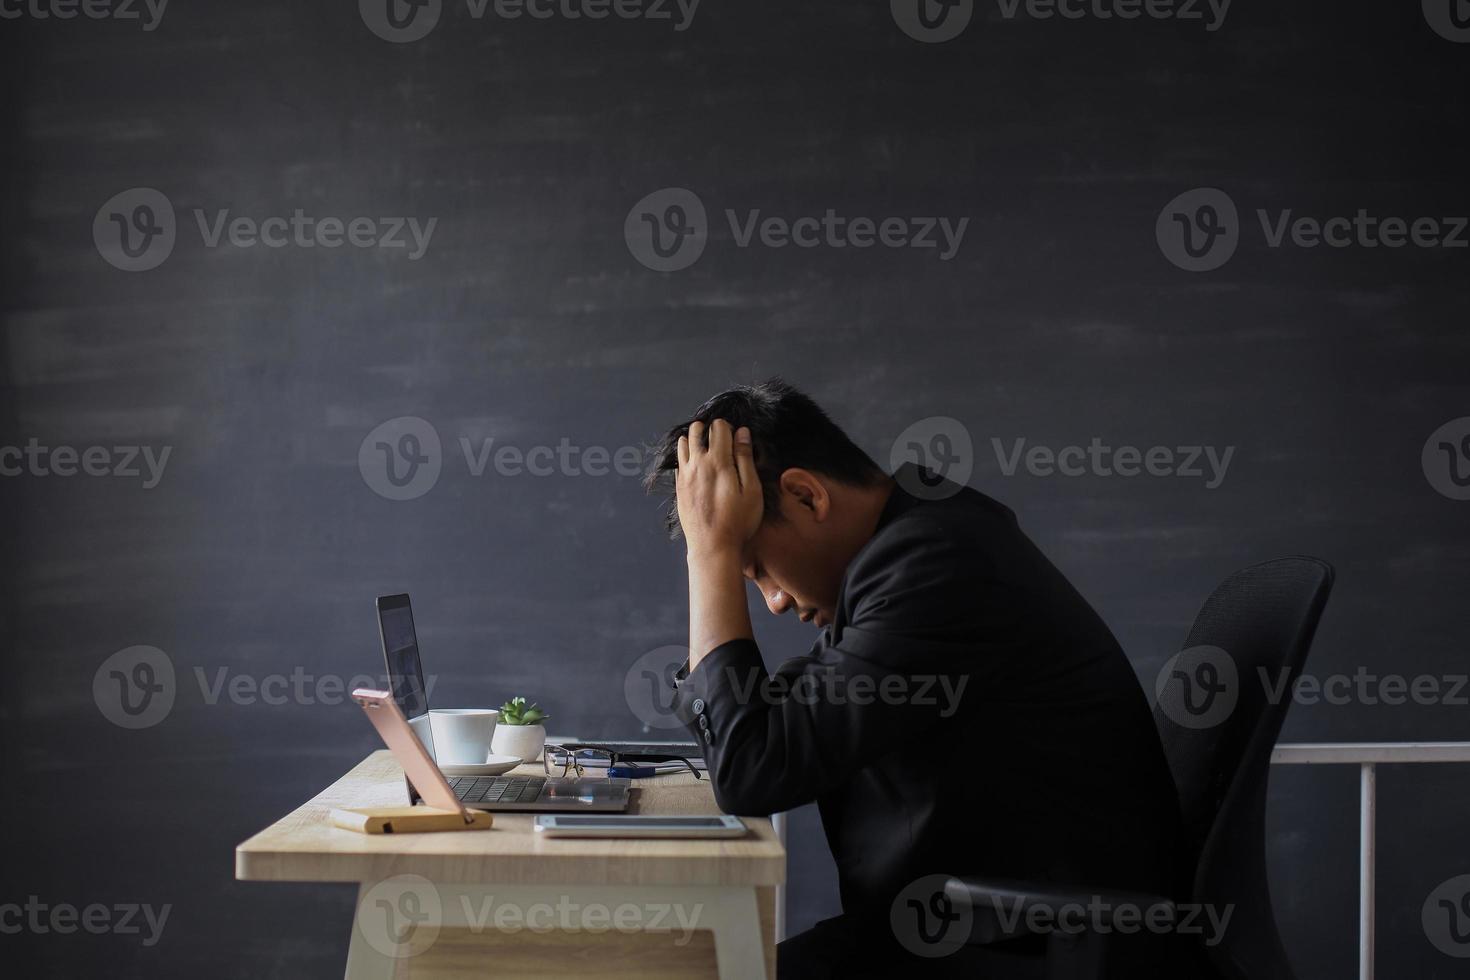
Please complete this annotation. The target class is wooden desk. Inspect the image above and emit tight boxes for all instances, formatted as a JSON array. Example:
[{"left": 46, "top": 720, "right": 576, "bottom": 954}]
[{"left": 236, "top": 751, "right": 785, "bottom": 979}]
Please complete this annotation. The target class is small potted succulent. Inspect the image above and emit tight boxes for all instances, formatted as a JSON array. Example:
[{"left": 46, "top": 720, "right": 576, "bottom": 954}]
[{"left": 489, "top": 697, "right": 549, "bottom": 763}]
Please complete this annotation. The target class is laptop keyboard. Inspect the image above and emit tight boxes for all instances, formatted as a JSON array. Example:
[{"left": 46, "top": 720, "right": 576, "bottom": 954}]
[{"left": 447, "top": 775, "right": 546, "bottom": 805}]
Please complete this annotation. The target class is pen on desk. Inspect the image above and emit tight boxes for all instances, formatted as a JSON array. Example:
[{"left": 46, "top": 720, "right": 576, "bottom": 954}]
[{"left": 607, "top": 764, "right": 701, "bottom": 779}]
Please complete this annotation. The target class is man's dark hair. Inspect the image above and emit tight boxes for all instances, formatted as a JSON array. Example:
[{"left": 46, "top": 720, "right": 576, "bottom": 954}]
[{"left": 644, "top": 379, "right": 886, "bottom": 537}]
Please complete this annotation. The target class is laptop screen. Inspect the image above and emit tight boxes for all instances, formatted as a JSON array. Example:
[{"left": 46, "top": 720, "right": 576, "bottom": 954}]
[{"left": 376, "top": 593, "right": 437, "bottom": 763}]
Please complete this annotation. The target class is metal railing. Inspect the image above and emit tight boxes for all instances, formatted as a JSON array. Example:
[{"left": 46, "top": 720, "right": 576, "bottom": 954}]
[{"left": 1271, "top": 742, "right": 1470, "bottom": 980}]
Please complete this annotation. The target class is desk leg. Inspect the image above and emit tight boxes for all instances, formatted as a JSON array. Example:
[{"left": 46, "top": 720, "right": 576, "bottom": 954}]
[
  {"left": 344, "top": 882, "right": 400, "bottom": 980},
  {"left": 343, "top": 880, "right": 770, "bottom": 980},
  {"left": 706, "top": 886, "right": 768, "bottom": 980},
  {"left": 772, "top": 811, "right": 787, "bottom": 942}
]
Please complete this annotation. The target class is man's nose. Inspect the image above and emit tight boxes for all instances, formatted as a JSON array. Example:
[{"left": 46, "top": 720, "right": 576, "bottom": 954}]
[{"left": 764, "top": 589, "right": 794, "bottom": 617}]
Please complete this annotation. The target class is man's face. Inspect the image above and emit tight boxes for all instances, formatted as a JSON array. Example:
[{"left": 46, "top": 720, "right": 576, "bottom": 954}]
[{"left": 739, "top": 490, "right": 848, "bottom": 628}]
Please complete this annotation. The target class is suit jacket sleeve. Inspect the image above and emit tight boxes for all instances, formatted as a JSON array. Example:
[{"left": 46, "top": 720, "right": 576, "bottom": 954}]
[{"left": 673, "top": 523, "right": 994, "bottom": 816}]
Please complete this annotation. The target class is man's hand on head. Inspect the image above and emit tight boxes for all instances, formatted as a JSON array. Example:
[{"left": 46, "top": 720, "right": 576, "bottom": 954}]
[
  {"left": 676, "top": 419, "right": 763, "bottom": 561},
  {"left": 677, "top": 419, "right": 761, "bottom": 667}
]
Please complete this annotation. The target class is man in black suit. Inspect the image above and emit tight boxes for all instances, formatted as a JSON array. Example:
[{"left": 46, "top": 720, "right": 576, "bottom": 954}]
[{"left": 645, "top": 380, "right": 1180, "bottom": 977}]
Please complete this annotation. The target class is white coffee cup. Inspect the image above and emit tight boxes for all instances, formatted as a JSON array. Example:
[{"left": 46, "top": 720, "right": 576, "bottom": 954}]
[{"left": 427, "top": 708, "right": 499, "bottom": 766}]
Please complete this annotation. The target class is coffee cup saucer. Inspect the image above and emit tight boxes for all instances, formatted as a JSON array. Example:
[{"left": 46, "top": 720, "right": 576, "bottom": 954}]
[{"left": 437, "top": 755, "right": 523, "bottom": 778}]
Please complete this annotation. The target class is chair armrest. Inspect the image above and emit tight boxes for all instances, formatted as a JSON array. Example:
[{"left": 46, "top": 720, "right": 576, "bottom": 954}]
[{"left": 944, "top": 876, "right": 1176, "bottom": 945}]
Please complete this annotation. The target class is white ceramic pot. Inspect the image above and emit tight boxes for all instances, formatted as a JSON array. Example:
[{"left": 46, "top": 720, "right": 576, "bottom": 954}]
[{"left": 490, "top": 723, "right": 546, "bottom": 763}]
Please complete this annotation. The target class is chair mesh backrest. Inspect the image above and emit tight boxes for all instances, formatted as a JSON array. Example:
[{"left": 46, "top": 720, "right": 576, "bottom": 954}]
[{"left": 1152, "top": 557, "right": 1334, "bottom": 980}]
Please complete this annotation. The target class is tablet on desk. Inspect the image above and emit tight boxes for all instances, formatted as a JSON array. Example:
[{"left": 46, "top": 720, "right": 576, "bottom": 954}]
[{"left": 534, "top": 814, "right": 748, "bottom": 838}]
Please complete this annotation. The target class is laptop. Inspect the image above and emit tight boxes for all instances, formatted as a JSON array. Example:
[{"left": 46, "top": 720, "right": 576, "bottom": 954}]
[{"left": 375, "top": 593, "right": 631, "bottom": 812}]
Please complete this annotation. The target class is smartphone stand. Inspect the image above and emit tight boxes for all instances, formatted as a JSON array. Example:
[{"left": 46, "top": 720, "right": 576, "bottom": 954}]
[{"left": 330, "top": 806, "right": 494, "bottom": 835}]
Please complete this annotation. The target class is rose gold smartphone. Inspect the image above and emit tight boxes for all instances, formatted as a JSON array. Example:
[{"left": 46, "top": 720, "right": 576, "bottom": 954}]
[{"left": 352, "top": 688, "right": 470, "bottom": 815}]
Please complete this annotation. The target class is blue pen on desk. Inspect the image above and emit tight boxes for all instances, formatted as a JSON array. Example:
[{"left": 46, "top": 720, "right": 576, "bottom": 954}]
[
  {"left": 607, "top": 764, "right": 655, "bottom": 778},
  {"left": 608, "top": 764, "right": 691, "bottom": 779}
]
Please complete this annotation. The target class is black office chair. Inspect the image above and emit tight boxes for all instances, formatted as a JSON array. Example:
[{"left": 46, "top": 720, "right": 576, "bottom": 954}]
[{"left": 945, "top": 556, "right": 1336, "bottom": 980}]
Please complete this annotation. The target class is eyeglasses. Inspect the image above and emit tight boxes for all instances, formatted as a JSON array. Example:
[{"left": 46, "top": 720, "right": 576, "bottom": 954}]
[{"left": 543, "top": 743, "right": 702, "bottom": 780}]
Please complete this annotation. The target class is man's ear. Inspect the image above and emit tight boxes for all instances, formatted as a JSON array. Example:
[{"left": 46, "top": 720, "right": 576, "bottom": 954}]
[{"left": 778, "top": 468, "right": 831, "bottom": 521}]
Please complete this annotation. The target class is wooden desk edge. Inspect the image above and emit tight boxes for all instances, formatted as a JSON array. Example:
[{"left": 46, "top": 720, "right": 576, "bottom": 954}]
[
  {"left": 234, "top": 846, "right": 788, "bottom": 887},
  {"left": 235, "top": 752, "right": 786, "bottom": 888}
]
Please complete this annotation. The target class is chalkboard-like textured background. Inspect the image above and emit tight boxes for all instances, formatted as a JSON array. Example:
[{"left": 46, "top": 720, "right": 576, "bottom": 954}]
[{"left": 2, "top": 1, "right": 1468, "bottom": 976}]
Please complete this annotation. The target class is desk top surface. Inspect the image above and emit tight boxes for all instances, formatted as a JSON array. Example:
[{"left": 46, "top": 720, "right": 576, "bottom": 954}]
[{"left": 235, "top": 751, "right": 786, "bottom": 887}]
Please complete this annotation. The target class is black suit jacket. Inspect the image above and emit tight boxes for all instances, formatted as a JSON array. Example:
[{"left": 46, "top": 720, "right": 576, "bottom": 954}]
[{"left": 674, "top": 465, "right": 1181, "bottom": 920}]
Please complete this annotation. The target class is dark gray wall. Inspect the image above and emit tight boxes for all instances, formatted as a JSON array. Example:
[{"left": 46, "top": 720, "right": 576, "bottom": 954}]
[{"left": 2, "top": 1, "right": 1468, "bottom": 976}]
